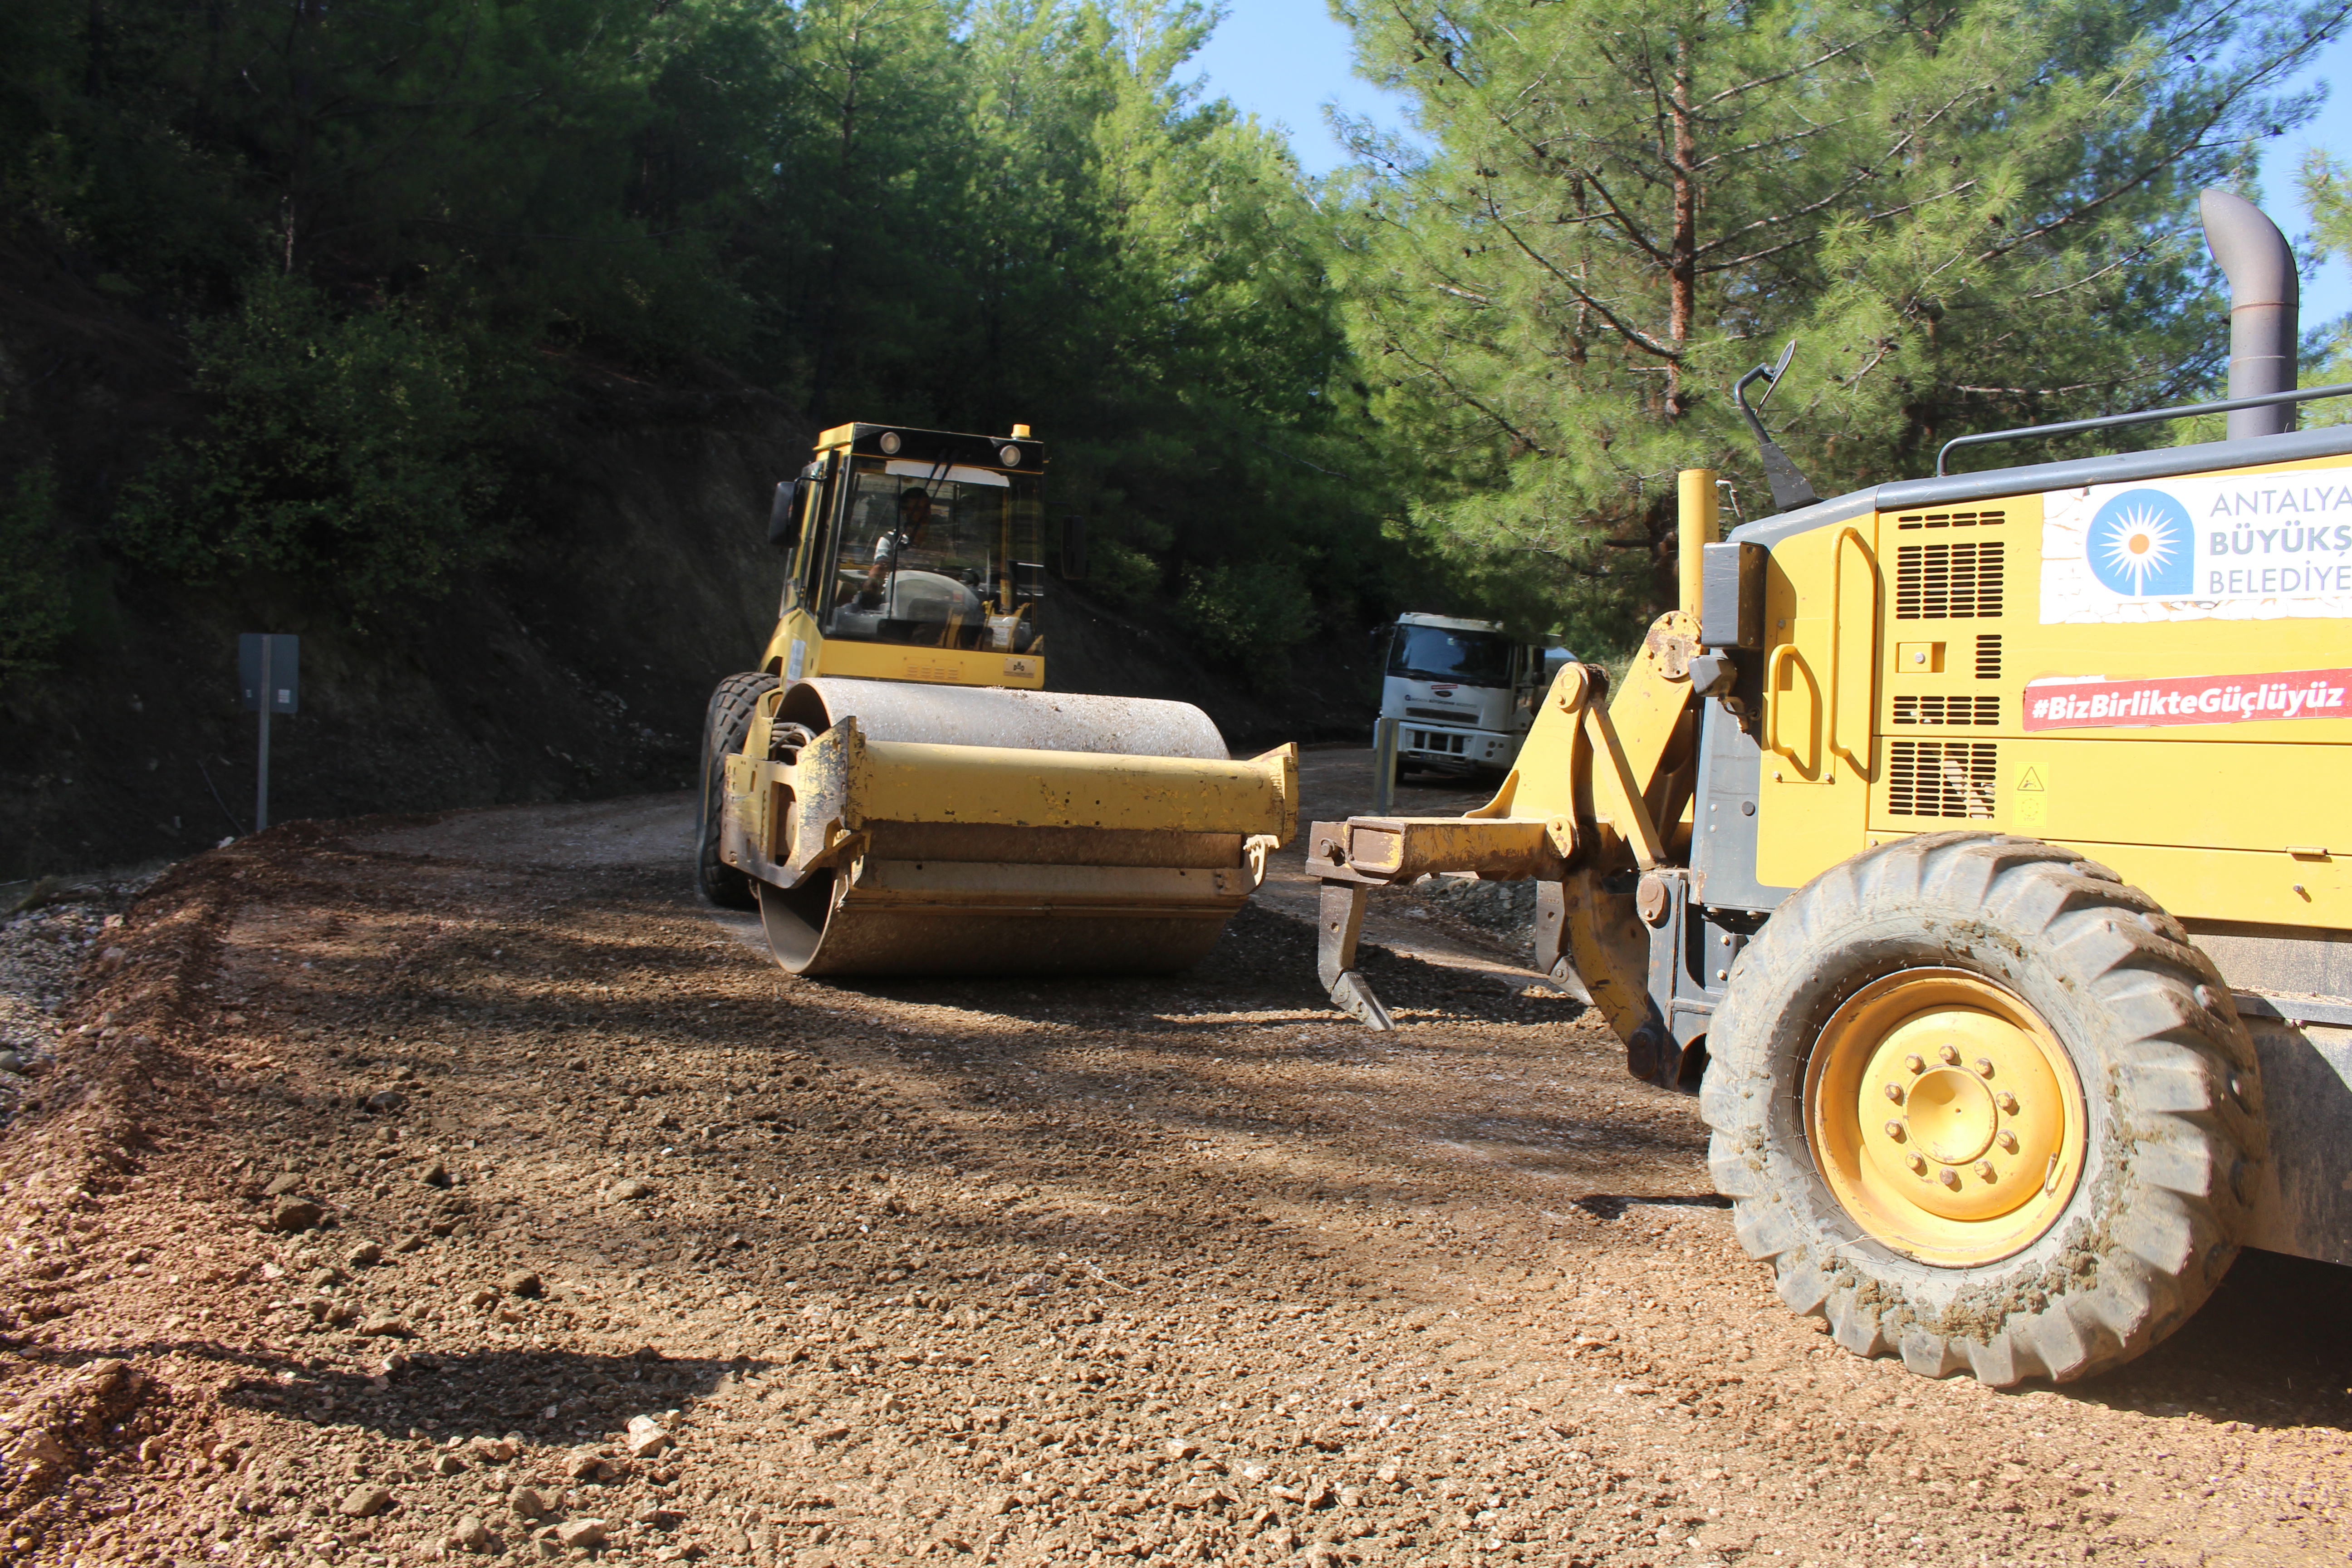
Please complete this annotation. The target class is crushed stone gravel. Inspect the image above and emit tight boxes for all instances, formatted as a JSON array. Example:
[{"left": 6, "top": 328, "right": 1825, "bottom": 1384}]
[{"left": 0, "top": 797, "right": 2344, "bottom": 1568}]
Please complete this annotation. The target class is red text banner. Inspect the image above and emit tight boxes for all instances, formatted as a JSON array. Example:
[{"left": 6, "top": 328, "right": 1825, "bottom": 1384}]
[{"left": 2023, "top": 668, "right": 2352, "bottom": 730}]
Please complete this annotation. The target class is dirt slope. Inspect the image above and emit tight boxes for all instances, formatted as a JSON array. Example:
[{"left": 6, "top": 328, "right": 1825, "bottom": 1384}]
[{"left": 0, "top": 784, "right": 2346, "bottom": 1568}]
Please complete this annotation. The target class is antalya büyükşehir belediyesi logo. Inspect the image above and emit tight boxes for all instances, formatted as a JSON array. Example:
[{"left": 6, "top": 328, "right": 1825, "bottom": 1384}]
[{"left": 2086, "top": 488, "right": 2195, "bottom": 596}]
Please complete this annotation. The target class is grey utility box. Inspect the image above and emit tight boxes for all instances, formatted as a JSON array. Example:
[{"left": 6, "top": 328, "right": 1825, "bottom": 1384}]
[{"left": 1699, "top": 541, "right": 1767, "bottom": 650}]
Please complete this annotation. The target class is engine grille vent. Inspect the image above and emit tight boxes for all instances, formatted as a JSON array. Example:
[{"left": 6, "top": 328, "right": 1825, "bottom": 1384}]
[
  {"left": 1892, "top": 695, "right": 2000, "bottom": 726},
  {"left": 1896, "top": 542, "right": 2005, "bottom": 619},
  {"left": 1975, "top": 634, "right": 2003, "bottom": 681},
  {"left": 1895, "top": 510, "right": 2005, "bottom": 530},
  {"left": 1888, "top": 740, "right": 1999, "bottom": 818}
]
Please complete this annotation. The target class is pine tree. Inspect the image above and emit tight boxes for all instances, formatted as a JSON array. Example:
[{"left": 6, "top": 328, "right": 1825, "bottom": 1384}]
[{"left": 1331, "top": 0, "right": 2349, "bottom": 640}]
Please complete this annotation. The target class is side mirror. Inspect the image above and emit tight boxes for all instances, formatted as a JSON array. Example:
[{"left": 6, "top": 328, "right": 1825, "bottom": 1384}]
[
  {"left": 768, "top": 478, "right": 807, "bottom": 551},
  {"left": 1058, "top": 514, "right": 1087, "bottom": 582}
]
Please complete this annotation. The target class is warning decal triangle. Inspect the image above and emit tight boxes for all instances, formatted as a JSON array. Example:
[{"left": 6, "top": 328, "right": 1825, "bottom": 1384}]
[{"left": 2017, "top": 767, "right": 2045, "bottom": 792}]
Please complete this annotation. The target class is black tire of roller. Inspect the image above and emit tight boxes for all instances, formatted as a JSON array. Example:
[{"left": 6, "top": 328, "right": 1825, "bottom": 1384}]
[
  {"left": 1698, "top": 831, "right": 2266, "bottom": 1385},
  {"left": 694, "top": 671, "right": 778, "bottom": 910}
]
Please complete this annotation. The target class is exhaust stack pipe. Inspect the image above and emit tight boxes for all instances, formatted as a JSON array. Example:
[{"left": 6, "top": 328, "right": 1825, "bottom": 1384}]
[{"left": 2199, "top": 189, "right": 2299, "bottom": 439}]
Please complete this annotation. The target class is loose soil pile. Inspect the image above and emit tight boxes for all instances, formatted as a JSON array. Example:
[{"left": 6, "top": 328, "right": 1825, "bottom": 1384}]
[{"left": 0, "top": 795, "right": 2346, "bottom": 1568}]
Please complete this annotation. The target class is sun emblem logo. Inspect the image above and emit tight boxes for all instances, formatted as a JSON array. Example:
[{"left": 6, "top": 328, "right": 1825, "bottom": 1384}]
[{"left": 2085, "top": 488, "right": 2194, "bottom": 597}]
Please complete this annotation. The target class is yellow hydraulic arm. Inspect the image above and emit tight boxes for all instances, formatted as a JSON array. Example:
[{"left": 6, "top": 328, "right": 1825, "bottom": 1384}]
[{"left": 1310, "top": 472, "right": 1720, "bottom": 1051}]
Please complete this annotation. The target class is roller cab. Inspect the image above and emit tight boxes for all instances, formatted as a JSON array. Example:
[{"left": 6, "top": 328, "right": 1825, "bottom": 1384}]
[{"left": 696, "top": 421, "right": 1296, "bottom": 976}]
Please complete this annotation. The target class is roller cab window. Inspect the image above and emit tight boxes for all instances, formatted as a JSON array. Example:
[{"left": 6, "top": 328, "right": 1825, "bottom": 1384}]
[{"left": 824, "top": 459, "right": 1046, "bottom": 652}]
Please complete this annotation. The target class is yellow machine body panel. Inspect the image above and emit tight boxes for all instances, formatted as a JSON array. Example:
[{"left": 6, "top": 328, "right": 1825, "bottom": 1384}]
[
  {"left": 759, "top": 606, "right": 1046, "bottom": 691},
  {"left": 1751, "top": 449, "right": 2352, "bottom": 932},
  {"left": 1753, "top": 519, "right": 1877, "bottom": 887}
]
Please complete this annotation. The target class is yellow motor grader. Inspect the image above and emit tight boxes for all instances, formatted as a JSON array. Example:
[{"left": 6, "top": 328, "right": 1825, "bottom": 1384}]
[
  {"left": 1309, "top": 191, "right": 2350, "bottom": 1384},
  {"left": 696, "top": 421, "right": 1295, "bottom": 975}
]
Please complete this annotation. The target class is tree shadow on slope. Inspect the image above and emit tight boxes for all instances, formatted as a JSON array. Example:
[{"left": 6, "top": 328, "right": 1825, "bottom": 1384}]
[
  {"left": 849, "top": 901, "right": 1593, "bottom": 1044},
  {"left": 206, "top": 1343, "right": 755, "bottom": 1447}
]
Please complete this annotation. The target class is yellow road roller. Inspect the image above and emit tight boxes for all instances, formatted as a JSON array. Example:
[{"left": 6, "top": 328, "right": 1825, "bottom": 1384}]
[
  {"left": 1308, "top": 191, "right": 2349, "bottom": 1384},
  {"left": 696, "top": 421, "right": 1296, "bottom": 975}
]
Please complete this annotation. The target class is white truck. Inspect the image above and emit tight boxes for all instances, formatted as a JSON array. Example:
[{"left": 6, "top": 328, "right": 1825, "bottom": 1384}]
[{"left": 1376, "top": 613, "right": 1570, "bottom": 778}]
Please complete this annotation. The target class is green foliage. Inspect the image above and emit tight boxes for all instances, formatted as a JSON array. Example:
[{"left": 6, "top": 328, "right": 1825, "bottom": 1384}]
[
  {"left": 4, "top": 0, "right": 1401, "bottom": 639},
  {"left": 1330, "top": 0, "right": 2342, "bottom": 627},
  {"left": 2304, "top": 148, "right": 2352, "bottom": 265},
  {"left": 0, "top": 0, "right": 758, "bottom": 337},
  {"left": 1177, "top": 559, "right": 1318, "bottom": 674},
  {"left": 2298, "top": 149, "right": 2352, "bottom": 427},
  {"left": 1086, "top": 538, "right": 1166, "bottom": 607},
  {"left": 116, "top": 277, "right": 521, "bottom": 605},
  {"left": 10, "top": 0, "right": 2312, "bottom": 652},
  {"left": 0, "top": 462, "right": 70, "bottom": 681}
]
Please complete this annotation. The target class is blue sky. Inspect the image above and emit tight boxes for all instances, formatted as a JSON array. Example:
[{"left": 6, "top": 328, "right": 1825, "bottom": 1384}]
[{"left": 1186, "top": 0, "right": 2352, "bottom": 322}]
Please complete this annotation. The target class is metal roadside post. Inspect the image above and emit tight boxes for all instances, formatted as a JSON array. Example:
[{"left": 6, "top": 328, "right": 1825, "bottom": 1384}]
[
  {"left": 1371, "top": 715, "right": 1400, "bottom": 816},
  {"left": 239, "top": 633, "right": 300, "bottom": 833}
]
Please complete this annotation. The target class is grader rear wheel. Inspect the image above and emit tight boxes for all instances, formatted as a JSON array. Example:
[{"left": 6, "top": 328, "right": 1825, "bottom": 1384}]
[{"left": 1700, "top": 831, "right": 2266, "bottom": 1385}]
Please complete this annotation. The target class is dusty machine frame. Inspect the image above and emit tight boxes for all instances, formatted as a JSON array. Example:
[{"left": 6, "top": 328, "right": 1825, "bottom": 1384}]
[
  {"left": 1309, "top": 191, "right": 2349, "bottom": 1384},
  {"left": 700, "top": 421, "right": 1296, "bottom": 976}
]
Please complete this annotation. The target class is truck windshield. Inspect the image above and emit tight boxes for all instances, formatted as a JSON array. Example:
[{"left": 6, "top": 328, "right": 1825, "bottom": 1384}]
[
  {"left": 1389, "top": 626, "right": 1513, "bottom": 686},
  {"left": 825, "top": 461, "right": 1045, "bottom": 650}
]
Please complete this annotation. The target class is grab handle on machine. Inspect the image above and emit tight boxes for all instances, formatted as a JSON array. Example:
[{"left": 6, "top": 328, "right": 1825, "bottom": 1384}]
[
  {"left": 1766, "top": 643, "right": 1802, "bottom": 761},
  {"left": 1827, "top": 526, "right": 1877, "bottom": 774}
]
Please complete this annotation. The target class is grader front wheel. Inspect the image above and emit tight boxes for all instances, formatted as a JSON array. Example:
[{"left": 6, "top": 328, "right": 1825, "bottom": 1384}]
[
  {"left": 1700, "top": 832, "right": 2265, "bottom": 1385},
  {"left": 1805, "top": 969, "right": 2086, "bottom": 1268}
]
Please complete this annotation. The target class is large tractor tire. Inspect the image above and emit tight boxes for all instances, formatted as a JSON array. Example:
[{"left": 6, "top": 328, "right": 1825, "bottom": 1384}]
[
  {"left": 1700, "top": 831, "right": 2264, "bottom": 1385},
  {"left": 695, "top": 671, "right": 778, "bottom": 910}
]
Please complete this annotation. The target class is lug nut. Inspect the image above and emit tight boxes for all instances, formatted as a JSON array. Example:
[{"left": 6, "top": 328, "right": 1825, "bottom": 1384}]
[
  {"left": 1906, "top": 1154, "right": 1927, "bottom": 1175},
  {"left": 1884, "top": 1120, "right": 1906, "bottom": 1141},
  {"left": 1939, "top": 1043, "right": 1961, "bottom": 1065},
  {"left": 1975, "top": 1057, "right": 1994, "bottom": 1078},
  {"left": 1997, "top": 1131, "right": 2018, "bottom": 1153},
  {"left": 1995, "top": 1091, "right": 2020, "bottom": 1114},
  {"left": 1904, "top": 1053, "right": 1926, "bottom": 1074},
  {"left": 1975, "top": 1161, "right": 1996, "bottom": 1182},
  {"left": 1883, "top": 1083, "right": 1904, "bottom": 1103},
  {"left": 1938, "top": 1168, "right": 1962, "bottom": 1190}
]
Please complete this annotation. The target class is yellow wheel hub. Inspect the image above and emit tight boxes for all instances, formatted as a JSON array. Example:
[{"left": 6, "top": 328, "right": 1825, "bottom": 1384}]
[{"left": 1804, "top": 969, "right": 2086, "bottom": 1266}]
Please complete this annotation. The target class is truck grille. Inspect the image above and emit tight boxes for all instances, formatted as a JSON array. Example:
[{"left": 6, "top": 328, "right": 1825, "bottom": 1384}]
[
  {"left": 1895, "top": 542, "right": 2004, "bottom": 619},
  {"left": 1404, "top": 707, "right": 1476, "bottom": 721},
  {"left": 1891, "top": 695, "right": 1999, "bottom": 726},
  {"left": 1887, "top": 740, "right": 1998, "bottom": 818}
]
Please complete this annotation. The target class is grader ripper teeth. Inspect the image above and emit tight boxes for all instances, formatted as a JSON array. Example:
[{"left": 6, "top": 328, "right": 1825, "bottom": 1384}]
[{"left": 697, "top": 420, "right": 1295, "bottom": 977}]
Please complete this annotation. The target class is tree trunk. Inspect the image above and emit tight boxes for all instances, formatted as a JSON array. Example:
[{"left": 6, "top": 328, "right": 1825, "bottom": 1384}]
[
  {"left": 1665, "top": 26, "right": 1699, "bottom": 421},
  {"left": 806, "top": 36, "right": 864, "bottom": 422}
]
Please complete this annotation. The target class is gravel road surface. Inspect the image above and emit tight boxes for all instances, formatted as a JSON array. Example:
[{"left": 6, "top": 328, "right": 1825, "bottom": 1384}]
[{"left": 1, "top": 756, "right": 2346, "bottom": 1568}]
